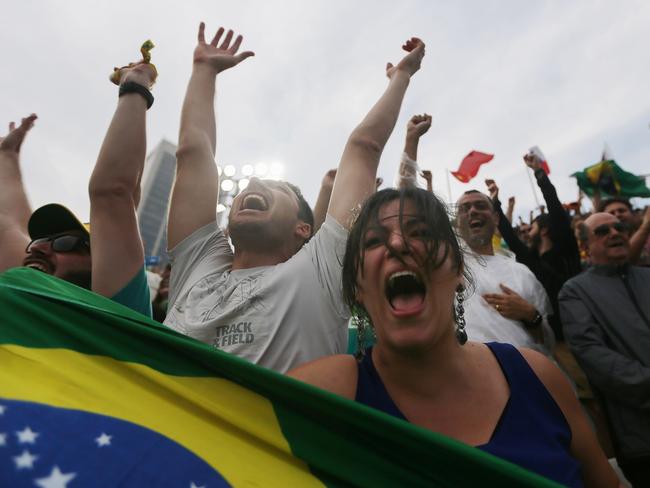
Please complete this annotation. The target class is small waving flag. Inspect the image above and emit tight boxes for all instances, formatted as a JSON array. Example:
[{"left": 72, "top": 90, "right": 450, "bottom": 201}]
[
  {"left": 528, "top": 146, "right": 551, "bottom": 175},
  {"left": 451, "top": 151, "right": 494, "bottom": 183},
  {"left": 572, "top": 160, "right": 650, "bottom": 198}
]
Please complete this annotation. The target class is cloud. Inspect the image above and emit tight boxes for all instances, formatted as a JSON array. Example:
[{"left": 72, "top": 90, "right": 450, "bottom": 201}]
[{"left": 2, "top": 0, "right": 648, "bottom": 224}]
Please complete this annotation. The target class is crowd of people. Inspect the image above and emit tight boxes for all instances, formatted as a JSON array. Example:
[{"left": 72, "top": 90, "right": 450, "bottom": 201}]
[{"left": 1, "top": 22, "right": 649, "bottom": 487}]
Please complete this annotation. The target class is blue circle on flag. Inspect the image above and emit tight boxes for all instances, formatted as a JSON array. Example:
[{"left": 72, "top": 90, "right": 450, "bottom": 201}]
[{"left": 0, "top": 398, "right": 230, "bottom": 487}]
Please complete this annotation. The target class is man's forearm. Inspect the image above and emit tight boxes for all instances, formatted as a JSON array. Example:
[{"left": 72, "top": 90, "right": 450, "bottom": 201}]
[
  {"left": 495, "top": 199, "right": 530, "bottom": 261},
  {"left": 0, "top": 152, "right": 32, "bottom": 229},
  {"left": 350, "top": 73, "right": 410, "bottom": 154},
  {"left": 313, "top": 184, "right": 333, "bottom": 233},
  {"left": 403, "top": 134, "right": 418, "bottom": 161},
  {"left": 177, "top": 65, "right": 218, "bottom": 162},
  {"left": 90, "top": 94, "right": 147, "bottom": 198},
  {"left": 629, "top": 221, "right": 650, "bottom": 264}
]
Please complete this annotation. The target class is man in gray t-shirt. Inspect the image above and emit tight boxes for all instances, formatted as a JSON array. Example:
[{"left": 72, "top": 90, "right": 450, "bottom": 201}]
[{"left": 165, "top": 23, "right": 425, "bottom": 371}]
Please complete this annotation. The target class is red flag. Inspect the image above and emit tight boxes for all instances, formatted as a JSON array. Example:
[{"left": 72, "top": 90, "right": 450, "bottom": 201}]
[{"left": 451, "top": 151, "right": 494, "bottom": 183}]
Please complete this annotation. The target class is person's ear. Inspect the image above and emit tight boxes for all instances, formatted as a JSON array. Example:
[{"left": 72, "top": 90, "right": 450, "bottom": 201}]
[{"left": 295, "top": 221, "right": 312, "bottom": 242}]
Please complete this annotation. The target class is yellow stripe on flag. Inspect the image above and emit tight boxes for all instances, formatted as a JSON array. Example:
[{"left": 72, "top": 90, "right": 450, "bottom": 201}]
[{"left": 0, "top": 345, "right": 323, "bottom": 487}]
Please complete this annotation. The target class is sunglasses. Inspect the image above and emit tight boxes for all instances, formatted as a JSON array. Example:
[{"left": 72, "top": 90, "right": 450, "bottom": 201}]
[
  {"left": 592, "top": 222, "right": 629, "bottom": 237},
  {"left": 26, "top": 234, "right": 90, "bottom": 254},
  {"left": 457, "top": 200, "right": 491, "bottom": 214}
]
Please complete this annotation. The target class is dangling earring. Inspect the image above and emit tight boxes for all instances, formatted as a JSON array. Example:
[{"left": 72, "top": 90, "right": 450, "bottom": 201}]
[
  {"left": 455, "top": 284, "right": 468, "bottom": 345},
  {"left": 351, "top": 304, "right": 372, "bottom": 359}
]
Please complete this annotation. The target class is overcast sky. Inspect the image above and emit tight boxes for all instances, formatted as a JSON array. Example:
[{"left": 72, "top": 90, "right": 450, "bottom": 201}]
[{"left": 2, "top": 0, "right": 649, "bottom": 223}]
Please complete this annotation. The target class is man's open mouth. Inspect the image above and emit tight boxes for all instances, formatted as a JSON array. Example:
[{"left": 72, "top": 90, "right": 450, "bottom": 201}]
[
  {"left": 469, "top": 219, "right": 484, "bottom": 230},
  {"left": 607, "top": 239, "right": 625, "bottom": 249},
  {"left": 385, "top": 270, "right": 426, "bottom": 313},
  {"left": 241, "top": 194, "right": 268, "bottom": 211},
  {"left": 23, "top": 259, "right": 53, "bottom": 274}
]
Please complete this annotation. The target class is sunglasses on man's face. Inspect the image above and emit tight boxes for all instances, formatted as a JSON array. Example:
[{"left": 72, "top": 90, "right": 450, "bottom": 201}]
[
  {"left": 592, "top": 222, "right": 629, "bottom": 238},
  {"left": 26, "top": 234, "right": 90, "bottom": 254}
]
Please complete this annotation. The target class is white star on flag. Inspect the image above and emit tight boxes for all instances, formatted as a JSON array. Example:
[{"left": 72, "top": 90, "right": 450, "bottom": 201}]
[
  {"left": 0, "top": 432, "right": 7, "bottom": 446},
  {"left": 13, "top": 449, "right": 38, "bottom": 469},
  {"left": 34, "top": 466, "right": 77, "bottom": 488},
  {"left": 95, "top": 432, "right": 112, "bottom": 447},
  {"left": 190, "top": 483, "right": 205, "bottom": 488},
  {"left": 0, "top": 404, "right": 6, "bottom": 415},
  {"left": 16, "top": 426, "right": 39, "bottom": 444}
]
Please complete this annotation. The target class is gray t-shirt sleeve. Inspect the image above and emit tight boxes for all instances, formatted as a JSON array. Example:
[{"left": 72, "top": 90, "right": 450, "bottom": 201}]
[
  {"left": 301, "top": 214, "right": 350, "bottom": 319},
  {"left": 167, "top": 221, "right": 233, "bottom": 309}
]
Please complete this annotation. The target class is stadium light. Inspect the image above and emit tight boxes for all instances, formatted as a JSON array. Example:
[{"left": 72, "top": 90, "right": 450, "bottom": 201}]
[
  {"left": 238, "top": 178, "right": 250, "bottom": 191},
  {"left": 216, "top": 203, "right": 226, "bottom": 213},
  {"left": 224, "top": 165, "right": 236, "bottom": 177},
  {"left": 221, "top": 179, "right": 234, "bottom": 192},
  {"left": 241, "top": 164, "right": 254, "bottom": 176},
  {"left": 217, "top": 166, "right": 223, "bottom": 176}
]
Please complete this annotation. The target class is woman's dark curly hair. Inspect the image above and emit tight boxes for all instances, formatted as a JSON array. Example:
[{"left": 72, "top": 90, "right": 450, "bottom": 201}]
[{"left": 342, "top": 187, "right": 467, "bottom": 309}]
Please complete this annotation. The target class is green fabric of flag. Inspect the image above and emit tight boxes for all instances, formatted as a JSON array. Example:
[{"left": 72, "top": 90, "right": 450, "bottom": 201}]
[
  {"left": 571, "top": 160, "right": 650, "bottom": 198},
  {"left": 0, "top": 268, "right": 561, "bottom": 487}
]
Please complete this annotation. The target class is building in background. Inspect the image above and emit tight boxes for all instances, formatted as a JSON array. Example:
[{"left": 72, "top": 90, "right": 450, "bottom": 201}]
[{"left": 138, "top": 139, "right": 177, "bottom": 267}]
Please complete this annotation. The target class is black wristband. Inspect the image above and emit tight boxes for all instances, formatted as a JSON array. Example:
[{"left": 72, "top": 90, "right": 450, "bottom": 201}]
[
  {"left": 524, "top": 311, "right": 543, "bottom": 329},
  {"left": 119, "top": 82, "right": 154, "bottom": 109},
  {"left": 533, "top": 168, "right": 546, "bottom": 180}
]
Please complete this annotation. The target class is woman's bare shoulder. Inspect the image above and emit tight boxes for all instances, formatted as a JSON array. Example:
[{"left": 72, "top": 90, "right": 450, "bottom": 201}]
[{"left": 287, "top": 354, "right": 358, "bottom": 399}]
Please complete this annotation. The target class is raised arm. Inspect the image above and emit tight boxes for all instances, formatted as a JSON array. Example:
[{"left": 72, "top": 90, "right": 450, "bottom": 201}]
[
  {"left": 328, "top": 38, "right": 425, "bottom": 228},
  {"left": 167, "top": 23, "right": 254, "bottom": 249},
  {"left": 420, "top": 169, "right": 433, "bottom": 192},
  {"left": 506, "top": 196, "right": 515, "bottom": 224},
  {"left": 629, "top": 207, "right": 650, "bottom": 264},
  {"left": 485, "top": 179, "right": 532, "bottom": 263},
  {"left": 0, "top": 114, "right": 37, "bottom": 272},
  {"left": 88, "top": 61, "right": 156, "bottom": 301},
  {"left": 313, "top": 169, "right": 336, "bottom": 233},
  {"left": 524, "top": 153, "right": 578, "bottom": 254},
  {"left": 396, "top": 114, "right": 431, "bottom": 188}
]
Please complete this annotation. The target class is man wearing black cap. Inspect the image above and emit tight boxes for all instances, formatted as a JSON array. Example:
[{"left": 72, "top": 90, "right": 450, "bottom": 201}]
[
  {"left": 0, "top": 116, "right": 92, "bottom": 290},
  {"left": 1, "top": 98, "right": 151, "bottom": 317},
  {"left": 23, "top": 203, "right": 92, "bottom": 289}
]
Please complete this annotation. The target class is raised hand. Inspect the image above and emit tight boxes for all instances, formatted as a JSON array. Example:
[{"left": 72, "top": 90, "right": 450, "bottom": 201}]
[
  {"left": 420, "top": 169, "right": 433, "bottom": 191},
  {"left": 386, "top": 37, "right": 425, "bottom": 79},
  {"left": 407, "top": 114, "right": 432, "bottom": 138},
  {"left": 321, "top": 169, "right": 337, "bottom": 190},
  {"left": 523, "top": 152, "right": 543, "bottom": 171},
  {"left": 485, "top": 178, "right": 499, "bottom": 201},
  {"left": 0, "top": 114, "right": 37, "bottom": 155},
  {"left": 117, "top": 62, "right": 158, "bottom": 89},
  {"left": 194, "top": 22, "right": 255, "bottom": 74}
]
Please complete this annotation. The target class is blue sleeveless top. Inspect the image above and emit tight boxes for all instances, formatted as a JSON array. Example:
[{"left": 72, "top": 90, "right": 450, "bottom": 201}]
[{"left": 356, "top": 342, "right": 583, "bottom": 487}]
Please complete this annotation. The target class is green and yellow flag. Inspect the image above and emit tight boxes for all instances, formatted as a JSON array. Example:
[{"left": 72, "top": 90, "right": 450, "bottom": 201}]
[
  {"left": 0, "top": 268, "right": 559, "bottom": 487},
  {"left": 572, "top": 159, "right": 650, "bottom": 198}
]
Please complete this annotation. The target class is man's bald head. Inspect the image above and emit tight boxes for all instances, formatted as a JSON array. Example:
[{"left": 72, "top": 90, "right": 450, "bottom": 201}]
[{"left": 580, "top": 212, "right": 630, "bottom": 265}]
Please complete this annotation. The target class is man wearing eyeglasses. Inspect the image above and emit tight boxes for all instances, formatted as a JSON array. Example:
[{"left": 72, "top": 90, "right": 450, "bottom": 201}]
[
  {"left": 559, "top": 212, "right": 650, "bottom": 486},
  {"left": 23, "top": 204, "right": 92, "bottom": 290}
]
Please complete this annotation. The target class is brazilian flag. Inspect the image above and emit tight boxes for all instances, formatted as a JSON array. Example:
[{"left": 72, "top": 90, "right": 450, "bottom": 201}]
[
  {"left": 572, "top": 160, "right": 650, "bottom": 198},
  {"left": 0, "top": 268, "right": 560, "bottom": 487}
]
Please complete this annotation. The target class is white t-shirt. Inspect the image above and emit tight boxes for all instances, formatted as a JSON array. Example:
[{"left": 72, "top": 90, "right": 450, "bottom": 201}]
[
  {"left": 463, "top": 250, "right": 555, "bottom": 356},
  {"left": 164, "top": 215, "right": 350, "bottom": 372}
]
